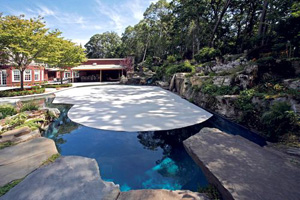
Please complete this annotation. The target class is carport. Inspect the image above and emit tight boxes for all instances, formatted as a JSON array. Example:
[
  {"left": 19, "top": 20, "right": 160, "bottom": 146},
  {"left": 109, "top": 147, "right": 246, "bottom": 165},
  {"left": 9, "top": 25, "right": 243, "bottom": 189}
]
[{"left": 72, "top": 64, "right": 125, "bottom": 82}]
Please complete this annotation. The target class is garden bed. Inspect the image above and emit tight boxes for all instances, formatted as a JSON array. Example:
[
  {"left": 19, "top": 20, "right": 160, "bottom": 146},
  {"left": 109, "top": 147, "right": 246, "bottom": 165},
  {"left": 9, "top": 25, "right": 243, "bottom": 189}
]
[
  {"left": 42, "top": 83, "right": 72, "bottom": 88},
  {"left": 0, "top": 87, "right": 45, "bottom": 97}
]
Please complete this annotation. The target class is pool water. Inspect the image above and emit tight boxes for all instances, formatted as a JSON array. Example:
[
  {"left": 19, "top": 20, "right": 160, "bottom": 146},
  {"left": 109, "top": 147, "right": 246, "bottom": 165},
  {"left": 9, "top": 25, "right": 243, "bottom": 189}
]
[
  {"left": 44, "top": 104, "right": 209, "bottom": 191},
  {"left": 43, "top": 98, "right": 266, "bottom": 192}
]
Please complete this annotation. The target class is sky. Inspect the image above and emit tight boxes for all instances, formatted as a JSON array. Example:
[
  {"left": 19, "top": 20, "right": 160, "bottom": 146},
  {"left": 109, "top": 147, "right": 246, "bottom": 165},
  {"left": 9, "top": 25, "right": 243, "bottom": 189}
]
[{"left": 1, "top": 0, "right": 158, "bottom": 45}]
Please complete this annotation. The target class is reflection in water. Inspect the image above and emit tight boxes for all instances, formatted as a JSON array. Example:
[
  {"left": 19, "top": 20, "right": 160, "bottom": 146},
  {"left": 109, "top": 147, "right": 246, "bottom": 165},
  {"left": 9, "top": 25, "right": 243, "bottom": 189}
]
[
  {"left": 44, "top": 104, "right": 208, "bottom": 191},
  {"left": 25, "top": 97, "right": 266, "bottom": 192}
]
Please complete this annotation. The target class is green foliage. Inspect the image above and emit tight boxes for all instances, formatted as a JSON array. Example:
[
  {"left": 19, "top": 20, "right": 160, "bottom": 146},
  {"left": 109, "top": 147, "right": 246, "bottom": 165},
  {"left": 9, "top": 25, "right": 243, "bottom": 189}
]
[
  {"left": 200, "top": 80, "right": 240, "bottom": 96},
  {"left": 16, "top": 118, "right": 44, "bottom": 131},
  {"left": 41, "top": 153, "right": 60, "bottom": 166},
  {"left": 20, "top": 102, "right": 39, "bottom": 112},
  {"left": 165, "top": 60, "right": 195, "bottom": 77},
  {"left": 194, "top": 47, "right": 221, "bottom": 63},
  {"left": 0, "top": 104, "right": 17, "bottom": 119},
  {"left": 0, "top": 88, "right": 45, "bottom": 97},
  {"left": 42, "top": 83, "right": 72, "bottom": 88},
  {"left": 85, "top": 31, "right": 122, "bottom": 58},
  {"left": 198, "top": 185, "right": 221, "bottom": 200},
  {"left": 5, "top": 113, "right": 27, "bottom": 128},
  {"left": 0, "top": 141, "right": 13, "bottom": 150},
  {"left": 0, "top": 178, "right": 23, "bottom": 197},
  {"left": 167, "top": 55, "right": 176, "bottom": 63},
  {"left": 261, "top": 102, "right": 299, "bottom": 141}
]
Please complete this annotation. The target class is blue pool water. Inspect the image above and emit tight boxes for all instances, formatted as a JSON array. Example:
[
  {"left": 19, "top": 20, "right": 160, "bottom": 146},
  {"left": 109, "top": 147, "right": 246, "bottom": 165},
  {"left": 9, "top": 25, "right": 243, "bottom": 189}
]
[
  {"left": 44, "top": 103, "right": 209, "bottom": 191},
  {"left": 42, "top": 98, "right": 266, "bottom": 192}
]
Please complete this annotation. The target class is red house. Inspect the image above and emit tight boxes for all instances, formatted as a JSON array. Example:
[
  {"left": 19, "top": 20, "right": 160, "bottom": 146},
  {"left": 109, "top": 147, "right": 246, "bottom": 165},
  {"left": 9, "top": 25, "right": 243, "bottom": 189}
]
[{"left": 0, "top": 57, "right": 133, "bottom": 87}]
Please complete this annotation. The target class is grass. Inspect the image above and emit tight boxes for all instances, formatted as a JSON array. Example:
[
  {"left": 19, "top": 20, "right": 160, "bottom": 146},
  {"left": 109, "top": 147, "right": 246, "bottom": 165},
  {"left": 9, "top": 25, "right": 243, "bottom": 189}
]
[
  {"left": 0, "top": 141, "right": 14, "bottom": 150},
  {"left": 42, "top": 83, "right": 72, "bottom": 88},
  {"left": 41, "top": 153, "right": 60, "bottom": 166},
  {"left": 0, "top": 178, "right": 24, "bottom": 197}
]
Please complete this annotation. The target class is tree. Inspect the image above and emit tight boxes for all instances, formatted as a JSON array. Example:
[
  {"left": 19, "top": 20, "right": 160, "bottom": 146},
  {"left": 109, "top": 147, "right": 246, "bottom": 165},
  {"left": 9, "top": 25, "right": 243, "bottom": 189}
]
[
  {"left": 85, "top": 31, "right": 122, "bottom": 58},
  {"left": 47, "top": 38, "right": 87, "bottom": 84},
  {"left": 0, "top": 14, "right": 61, "bottom": 90}
]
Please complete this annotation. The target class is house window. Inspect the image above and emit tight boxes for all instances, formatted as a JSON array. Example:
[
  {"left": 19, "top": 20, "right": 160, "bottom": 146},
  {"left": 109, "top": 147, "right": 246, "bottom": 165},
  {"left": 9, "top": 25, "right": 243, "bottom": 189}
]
[
  {"left": 12, "top": 70, "right": 21, "bottom": 82},
  {"left": 73, "top": 71, "right": 79, "bottom": 78},
  {"left": 34, "top": 70, "right": 40, "bottom": 81},
  {"left": 64, "top": 72, "right": 71, "bottom": 78},
  {"left": 24, "top": 70, "right": 32, "bottom": 81}
]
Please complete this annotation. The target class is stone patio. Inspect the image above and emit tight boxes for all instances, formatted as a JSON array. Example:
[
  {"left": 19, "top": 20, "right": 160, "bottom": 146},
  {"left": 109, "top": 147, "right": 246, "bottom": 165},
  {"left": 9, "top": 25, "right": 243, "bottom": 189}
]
[{"left": 53, "top": 85, "right": 212, "bottom": 132}]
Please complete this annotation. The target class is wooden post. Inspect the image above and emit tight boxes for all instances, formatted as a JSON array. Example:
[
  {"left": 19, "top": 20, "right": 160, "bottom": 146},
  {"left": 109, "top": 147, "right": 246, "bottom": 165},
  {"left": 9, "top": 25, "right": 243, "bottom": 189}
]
[{"left": 100, "top": 70, "right": 102, "bottom": 82}]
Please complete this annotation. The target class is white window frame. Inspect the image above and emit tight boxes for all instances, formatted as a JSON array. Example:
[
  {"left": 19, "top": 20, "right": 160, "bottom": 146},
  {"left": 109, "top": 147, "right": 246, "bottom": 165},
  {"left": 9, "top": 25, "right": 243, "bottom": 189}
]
[
  {"left": 34, "top": 70, "right": 40, "bottom": 81},
  {"left": 24, "top": 70, "right": 32, "bottom": 82},
  {"left": 64, "top": 72, "right": 71, "bottom": 78},
  {"left": 12, "top": 70, "right": 21, "bottom": 82},
  {"left": 41, "top": 70, "right": 44, "bottom": 81},
  {"left": 73, "top": 71, "right": 80, "bottom": 78}
]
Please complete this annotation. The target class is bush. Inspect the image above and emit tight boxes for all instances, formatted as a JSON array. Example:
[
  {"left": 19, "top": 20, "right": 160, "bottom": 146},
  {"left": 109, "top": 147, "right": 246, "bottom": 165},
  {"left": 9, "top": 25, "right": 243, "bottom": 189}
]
[
  {"left": 0, "top": 88, "right": 45, "bottom": 97},
  {"left": 0, "top": 104, "right": 17, "bottom": 119},
  {"left": 167, "top": 55, "right": 176, "bottom": 63},
  {"left": 261, "top": 102, "right": 299, "bottom": 141},
  {"left": 20, "top": 102, "right": 39, "bottom": 112},
  {"left": 165, "top": 61, "right": 195, "bottom": 78},
  {"left": 5, "top": 113, "right": 27, "bottom": 128},
  {"left": 42, "top": 84, "right": 72, "bottom": 88},
  {"left": 195, "top": 47, "right": 221, "bottom": 63}
]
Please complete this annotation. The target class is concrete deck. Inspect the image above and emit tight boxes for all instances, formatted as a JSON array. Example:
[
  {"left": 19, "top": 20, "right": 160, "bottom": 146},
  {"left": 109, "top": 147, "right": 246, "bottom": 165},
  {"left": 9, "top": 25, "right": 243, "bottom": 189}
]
[
  {"left": 53, "top": 85, "right": 212, "bottom": 132},
  {"left": 183, "top": 128, "right": 300, "bottom": 200}
]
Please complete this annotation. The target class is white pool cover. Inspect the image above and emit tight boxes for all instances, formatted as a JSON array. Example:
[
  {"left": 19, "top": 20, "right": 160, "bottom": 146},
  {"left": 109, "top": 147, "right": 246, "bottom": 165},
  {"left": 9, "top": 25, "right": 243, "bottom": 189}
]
[{"left": 53, "top": 85, "right": 212, "bottom": 132}]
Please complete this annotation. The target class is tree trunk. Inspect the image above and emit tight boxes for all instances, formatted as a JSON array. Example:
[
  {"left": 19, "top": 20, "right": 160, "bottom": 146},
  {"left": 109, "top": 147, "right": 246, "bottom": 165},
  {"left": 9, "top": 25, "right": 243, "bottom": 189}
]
[
  {"left": 258, "top": 0, "right": 269, "bottom": 45},
  {"left": 60, "top": 71, "right": 64, "bottom": 84},
  {"left": 20, "top": 69, "right": 24, "bottom": 90},
  {"left": 209, "top": 0, "right": 231, "bottom": 48}
]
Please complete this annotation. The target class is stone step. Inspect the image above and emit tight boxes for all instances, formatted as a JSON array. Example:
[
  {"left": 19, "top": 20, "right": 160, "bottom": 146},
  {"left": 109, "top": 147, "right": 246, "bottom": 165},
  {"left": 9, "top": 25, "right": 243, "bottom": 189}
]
[
  {"left": 183, "top": 128, "right": 300, "bottom": 200},
  {"left": 0, "top": 137, "right": 58, "bottom": 187},
  {"left": 1, "top": 126, "right": 31, "bottom": 137},
  {"left": 0, "top": 156, "right": 120, "bottom": 200}
]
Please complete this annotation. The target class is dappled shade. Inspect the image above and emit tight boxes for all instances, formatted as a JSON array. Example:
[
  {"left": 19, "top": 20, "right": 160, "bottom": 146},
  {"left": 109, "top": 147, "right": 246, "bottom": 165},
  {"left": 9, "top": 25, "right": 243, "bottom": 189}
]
[{"left": 53, "top": 85, "right": 212, "bottom": 132}]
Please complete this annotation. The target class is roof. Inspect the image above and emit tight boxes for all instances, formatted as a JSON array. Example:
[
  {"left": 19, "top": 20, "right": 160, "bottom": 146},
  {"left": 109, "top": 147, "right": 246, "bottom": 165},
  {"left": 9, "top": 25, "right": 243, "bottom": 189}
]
[{"left": 72, "top": 64, "right": 124, "bottom": 71}]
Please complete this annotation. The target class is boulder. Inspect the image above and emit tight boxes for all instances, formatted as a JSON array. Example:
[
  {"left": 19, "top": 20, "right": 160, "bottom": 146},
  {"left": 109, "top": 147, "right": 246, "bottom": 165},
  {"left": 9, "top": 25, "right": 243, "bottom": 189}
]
[
  {"left": 0, "top": 126, "right": 31, "bottom": 137},
  {"left": 0, "top": 137, "right": 58, "bottom": 187},
  {"left": 12, "top": 129, "right": 41, "bottom": 144},
  {"left": 214, "top": 95, "right": 239, "bottom": 119},
  {"left": 183, "top": 128, "right": 300, "bottom": 200},
  {"left": 0, "top": 156, "right": 120, "bottom": 200},
  {"left": 46, "top": 107, "right": 60, "bottom": 118},
  {"left": 156, "top": 81, "right": 169, "bottom": 89},
  {"left": 212, "top": 76, "right": 232, "bottom": 86},
  {"left": 283, "top": 79, "right": 300, "bottom": 90},
  {"left": 118, "top": 189, "right": 209, "bottom": 200}
]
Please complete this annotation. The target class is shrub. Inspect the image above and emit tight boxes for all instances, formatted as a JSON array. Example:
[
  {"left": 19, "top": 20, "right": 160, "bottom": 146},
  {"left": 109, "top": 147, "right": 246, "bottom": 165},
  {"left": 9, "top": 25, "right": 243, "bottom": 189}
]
[
  {"left": 167, "top": 55, "right": 176, "bottom": 63},
  {"left": 20, "top": 102, "right": 39, "bottom": 112},
  {"left": 261, "top": 102, "right": 299, "bottom": 141},
  {"left": 5, "top": 113, "right": 27, "bottom": 128},
  {"left": 42, "top": 84, "right": 72, "bottom": 88},
  {"left": 0, "top": 88, "right": 45, "bottom": 97},
  {"left": 0, "top": 104, "right": 17, "bottom": 119},
  {"left": 165, "top": 61, "right": 195, "bottom": 78},
  {"left": 195, "top": 47, "right": 221, "bottom": 63}
]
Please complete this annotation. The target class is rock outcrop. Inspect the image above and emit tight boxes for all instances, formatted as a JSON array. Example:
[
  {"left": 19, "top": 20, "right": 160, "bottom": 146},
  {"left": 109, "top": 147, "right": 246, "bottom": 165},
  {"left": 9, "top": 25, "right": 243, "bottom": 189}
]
[
  {"left": 0, "top": 156, "right": 120, "bottom": 200},
  {"left": 183, "top": 128, "right": 300, "bottom": 200},
  {"left": 0, "top": 137, "right": 58, "bottom": 187}
]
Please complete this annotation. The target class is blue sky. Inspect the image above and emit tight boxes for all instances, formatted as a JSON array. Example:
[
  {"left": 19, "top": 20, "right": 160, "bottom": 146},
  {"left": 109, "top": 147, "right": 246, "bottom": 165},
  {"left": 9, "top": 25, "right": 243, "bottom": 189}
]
[{"left": 1, "top": 0, "right": 158, "bottom": 45}]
